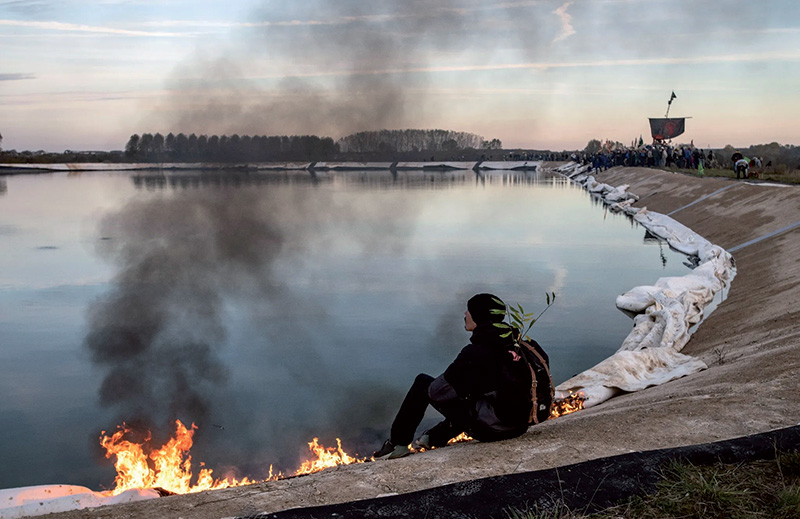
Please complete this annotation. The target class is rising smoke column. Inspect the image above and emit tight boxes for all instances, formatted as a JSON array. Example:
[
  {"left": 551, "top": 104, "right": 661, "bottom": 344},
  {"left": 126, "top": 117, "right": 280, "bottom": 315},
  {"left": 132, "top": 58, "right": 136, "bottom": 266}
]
[
  {"left": 85, "top": 186, "right": 281, "bottom": 429},
  {"left": 149, "top": 0, "right": 548, "bottom": 138}
]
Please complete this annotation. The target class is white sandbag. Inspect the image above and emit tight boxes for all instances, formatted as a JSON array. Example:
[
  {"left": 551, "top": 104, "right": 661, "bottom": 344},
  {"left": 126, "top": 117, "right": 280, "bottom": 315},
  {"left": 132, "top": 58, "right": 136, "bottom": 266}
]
[
  {"left": 0, "top": 485, "right": 159, "bottom": 518},
  {"left": 555, "top": 163, "right": 737, "bottom": 408},
  {"left": 604, "top": 184, "right": 637, "bottom": 203},
  {"left": 556, "top": 348, "right": 709, "bottom": 407},
  {"left": 608, "top": 198, "right": 640, "bottom": 214},
  {"left": 585, "top": 177, "right": 611, "bottom": 194},
  {"left": 555, "top": 386, "right": 619, "bottom": 408},
  {"left": 553, "top": 163, "right": 587, "bottom": 176},
  {"left": 569, "top": 165, "right": 590, "bottom": 178},
  {"left": 618, "top": 295, "right": 691, "bottom": 352},
  {"left": 632, "top": 208, "right": 720, "bottom": 257}
]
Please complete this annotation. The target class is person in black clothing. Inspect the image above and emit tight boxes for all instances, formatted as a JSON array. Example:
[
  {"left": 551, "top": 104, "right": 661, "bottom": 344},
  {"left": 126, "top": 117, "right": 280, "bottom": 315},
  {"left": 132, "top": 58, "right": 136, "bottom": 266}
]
[{"left": 373, "top": 293, "right": 533, "bottom": 459}]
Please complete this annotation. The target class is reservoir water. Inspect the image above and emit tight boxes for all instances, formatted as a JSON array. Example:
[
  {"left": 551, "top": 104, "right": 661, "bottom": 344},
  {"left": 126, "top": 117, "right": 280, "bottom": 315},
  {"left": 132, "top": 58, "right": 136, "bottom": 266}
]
[{"left": 0, "top": 168, "right": 691, "bottom": 489}]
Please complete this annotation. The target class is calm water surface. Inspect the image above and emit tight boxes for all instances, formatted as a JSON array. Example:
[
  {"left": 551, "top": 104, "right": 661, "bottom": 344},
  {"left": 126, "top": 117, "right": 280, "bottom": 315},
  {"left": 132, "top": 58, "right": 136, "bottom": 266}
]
[{"left": 0, "top": 169, "right": 691, "bottom": 489}]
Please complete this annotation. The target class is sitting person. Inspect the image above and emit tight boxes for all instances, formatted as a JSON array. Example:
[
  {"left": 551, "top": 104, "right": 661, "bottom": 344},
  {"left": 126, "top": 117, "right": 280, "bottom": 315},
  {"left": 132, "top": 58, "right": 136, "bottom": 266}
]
[{"left": 373, "top": 293, "right": 539, "bottom": 459}]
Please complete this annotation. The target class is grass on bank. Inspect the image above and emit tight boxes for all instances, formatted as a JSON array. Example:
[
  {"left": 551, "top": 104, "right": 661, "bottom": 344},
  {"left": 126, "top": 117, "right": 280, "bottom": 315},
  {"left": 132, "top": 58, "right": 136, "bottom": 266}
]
[
  {"left": 506, "top": 450, "right": 800, "bottom": 519},
  {"left": 667, "top": 166, "right": 800, "bottom": 184}
]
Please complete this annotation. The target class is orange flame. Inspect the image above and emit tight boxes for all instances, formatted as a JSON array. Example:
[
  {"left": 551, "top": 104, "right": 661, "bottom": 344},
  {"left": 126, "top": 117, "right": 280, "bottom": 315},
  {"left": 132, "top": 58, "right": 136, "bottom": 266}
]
[
  {"left": 100, "top": 402, "right": 589, "bottom": 498},
  {"left": 100, "top": 422, "right": 370, "bottom": 495},
  {"left": 446, "top": 432, "right": 473, "bottom": 445},
  {"left": 100, "top": 420, "right": 269, "bottom": 495},
  {"left": 412, "top": 432, "right": 474, "bottom": 453},
  {"left": 295, "top": 438, "right": 366, "bottom": 475},
  {"left": 549, "top": 391, "right": 586, "bottom": 418}
]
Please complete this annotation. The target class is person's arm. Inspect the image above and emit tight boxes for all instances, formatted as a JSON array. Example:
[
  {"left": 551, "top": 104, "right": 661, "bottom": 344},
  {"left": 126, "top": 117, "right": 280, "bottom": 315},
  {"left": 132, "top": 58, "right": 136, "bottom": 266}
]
[{"left": 443, "top": 344, "right": 483, "bottom": 398}]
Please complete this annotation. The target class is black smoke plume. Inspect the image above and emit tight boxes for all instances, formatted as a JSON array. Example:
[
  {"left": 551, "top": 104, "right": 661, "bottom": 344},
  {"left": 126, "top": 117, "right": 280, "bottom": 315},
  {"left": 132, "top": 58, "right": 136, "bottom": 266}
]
[
  {"left": 148, "top": 1, "right": 546, "bottom": 138},
  {"left": 84, "top": 175, "right": 429, "bottom": 471}
]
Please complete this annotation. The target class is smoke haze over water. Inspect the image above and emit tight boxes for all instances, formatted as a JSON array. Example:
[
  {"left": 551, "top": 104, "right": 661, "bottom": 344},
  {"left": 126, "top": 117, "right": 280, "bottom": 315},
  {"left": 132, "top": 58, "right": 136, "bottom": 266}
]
[{"left": 84, "top": 179, "right": 422, "bottom": 457}]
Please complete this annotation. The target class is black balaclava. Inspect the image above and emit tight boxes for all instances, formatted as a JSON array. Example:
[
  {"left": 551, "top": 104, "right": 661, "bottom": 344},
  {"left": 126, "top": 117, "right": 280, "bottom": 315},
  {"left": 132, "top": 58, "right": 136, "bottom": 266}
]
[{"left": 467, "top": 293, "right": 506, "bottom": 325}]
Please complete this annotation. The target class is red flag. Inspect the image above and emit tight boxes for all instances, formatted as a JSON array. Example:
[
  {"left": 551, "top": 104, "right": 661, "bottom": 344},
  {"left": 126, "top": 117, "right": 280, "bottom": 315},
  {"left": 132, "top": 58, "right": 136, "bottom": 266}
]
[{"left": 649, "top": 118, "right": 686, "bottom": 140}]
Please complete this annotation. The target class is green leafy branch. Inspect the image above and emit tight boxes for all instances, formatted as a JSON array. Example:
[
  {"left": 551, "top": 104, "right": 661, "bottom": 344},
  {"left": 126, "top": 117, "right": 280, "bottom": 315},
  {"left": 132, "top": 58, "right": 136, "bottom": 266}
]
[{"left": 491, "top": 293, "right": 556, "bottom": 342}]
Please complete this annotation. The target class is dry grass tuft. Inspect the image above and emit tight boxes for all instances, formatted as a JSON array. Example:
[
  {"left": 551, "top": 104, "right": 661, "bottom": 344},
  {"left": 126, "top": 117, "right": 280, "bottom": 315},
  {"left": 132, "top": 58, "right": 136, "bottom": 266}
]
[{"left": 506, "top": 449, "right": 800, "bottom": 519}]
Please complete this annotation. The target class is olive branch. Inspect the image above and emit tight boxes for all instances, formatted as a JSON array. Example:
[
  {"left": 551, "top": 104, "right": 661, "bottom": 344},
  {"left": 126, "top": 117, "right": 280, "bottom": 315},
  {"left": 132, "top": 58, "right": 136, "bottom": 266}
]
[{"left": 490, "top": 293, "right": 556, "bottom": 342}]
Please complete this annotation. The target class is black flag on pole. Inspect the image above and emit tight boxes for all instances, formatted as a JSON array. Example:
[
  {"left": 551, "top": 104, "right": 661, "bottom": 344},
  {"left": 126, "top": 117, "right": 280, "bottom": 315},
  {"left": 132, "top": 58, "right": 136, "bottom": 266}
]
[
  {"left": 669, "top": 91, "right": 677, "bottom": 104},
  {"left": 649, "top": 117, "right": 685, "bottom": 140}
]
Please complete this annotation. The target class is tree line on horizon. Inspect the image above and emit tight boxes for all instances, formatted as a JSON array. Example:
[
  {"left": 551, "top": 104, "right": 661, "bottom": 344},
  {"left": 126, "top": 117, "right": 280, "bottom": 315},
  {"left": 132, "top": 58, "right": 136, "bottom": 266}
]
[
  {"left": 122, "top": 129, "right": 504, "bottom": 163},
  {"left": 124, "top": 133, "right": 338, "bottom": 163},
  {"left": 337, "top": 129, "right": 499, "bottom": 153}
]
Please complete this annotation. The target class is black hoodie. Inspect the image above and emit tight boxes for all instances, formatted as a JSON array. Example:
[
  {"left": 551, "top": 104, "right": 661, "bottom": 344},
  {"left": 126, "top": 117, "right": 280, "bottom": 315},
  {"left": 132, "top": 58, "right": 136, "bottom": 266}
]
[{"left": 442, "top": 322, "right": 533, "bottom": 429}]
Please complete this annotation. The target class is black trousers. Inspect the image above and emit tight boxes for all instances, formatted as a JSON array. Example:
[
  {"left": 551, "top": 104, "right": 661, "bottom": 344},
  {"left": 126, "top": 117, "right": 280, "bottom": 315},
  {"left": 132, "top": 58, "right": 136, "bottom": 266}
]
[{"left": 390, "top": 373, "right": 471, "bottom": 447}]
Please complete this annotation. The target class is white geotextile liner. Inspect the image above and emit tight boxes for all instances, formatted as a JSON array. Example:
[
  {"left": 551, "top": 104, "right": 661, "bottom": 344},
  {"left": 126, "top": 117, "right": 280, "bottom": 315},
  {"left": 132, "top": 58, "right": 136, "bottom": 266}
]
[
  {"left": 552, "top": 164, "right": 736, "bottom": 407},
  {"left": 394, "top": 161, "right": 475, "bottom": 169},
  {"left": 0, "top": 485, "right": 158, "bottom": 519},
  {"left": 476, "top": 161, "right": 541, "bottom": 170},
  {"left": 312, "top": 162, "right": 393, "bottom": 169}
]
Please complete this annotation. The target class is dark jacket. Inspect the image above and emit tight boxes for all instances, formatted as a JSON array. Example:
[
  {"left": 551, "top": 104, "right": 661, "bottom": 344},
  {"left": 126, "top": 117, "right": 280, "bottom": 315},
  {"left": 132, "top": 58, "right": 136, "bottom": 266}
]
[
  {"left": 443, "top": 323, "right": 515, "bottom": 398},
  {"left": 430, "top": 322, "right": 532, "bottom": 441}
]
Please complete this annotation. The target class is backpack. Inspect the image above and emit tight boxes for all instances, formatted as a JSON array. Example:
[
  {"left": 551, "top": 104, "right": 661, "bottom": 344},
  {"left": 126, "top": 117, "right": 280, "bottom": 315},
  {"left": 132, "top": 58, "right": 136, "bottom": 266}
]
[
  {"left": 491, "top": 339, "right": 554, "bottom": 429},
  {"left": 518, "top": 339, "right": 554, "bottom": 424}
]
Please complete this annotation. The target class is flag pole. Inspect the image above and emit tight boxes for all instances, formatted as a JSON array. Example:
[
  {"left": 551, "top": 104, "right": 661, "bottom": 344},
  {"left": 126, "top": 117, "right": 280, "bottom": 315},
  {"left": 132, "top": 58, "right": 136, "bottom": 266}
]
[{"left": 665, "top": 91, "right": 677, "bottom": 118}]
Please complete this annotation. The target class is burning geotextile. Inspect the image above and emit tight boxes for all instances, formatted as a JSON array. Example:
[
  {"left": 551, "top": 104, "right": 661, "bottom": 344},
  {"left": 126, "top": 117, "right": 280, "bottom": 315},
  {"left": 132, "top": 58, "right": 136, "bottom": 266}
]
[{"left": 552, "top": 163, "right": 736, "bottom": 407}]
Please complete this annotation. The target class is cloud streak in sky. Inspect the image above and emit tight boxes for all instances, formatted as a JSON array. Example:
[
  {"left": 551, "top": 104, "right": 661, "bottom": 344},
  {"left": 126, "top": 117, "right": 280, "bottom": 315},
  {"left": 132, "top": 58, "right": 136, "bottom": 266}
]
[
  {"left": 137, "top": 1, "right": 548, "bottom": 30},
  {"left": 0, "top": 72, "right": 35, "bottom": 81},
  {"left": 552, "top": 1, "right": 575, "bottom": 42},
  {"left": 215, "top": 49, "right": 800, "bottom": 79},
  {"left": 0, "top": 19, "right": 188, "bottom": 37}
]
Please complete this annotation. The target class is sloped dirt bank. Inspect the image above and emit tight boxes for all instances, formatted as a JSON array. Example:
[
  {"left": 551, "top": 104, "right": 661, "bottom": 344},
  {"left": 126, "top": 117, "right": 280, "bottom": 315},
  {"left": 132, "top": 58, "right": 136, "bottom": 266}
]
[
  {"left": 241, "top": 423, "right": 800, "bottom": 518},
  {"left": 50, "top": 166, "right": 800, "bottom": 519}
]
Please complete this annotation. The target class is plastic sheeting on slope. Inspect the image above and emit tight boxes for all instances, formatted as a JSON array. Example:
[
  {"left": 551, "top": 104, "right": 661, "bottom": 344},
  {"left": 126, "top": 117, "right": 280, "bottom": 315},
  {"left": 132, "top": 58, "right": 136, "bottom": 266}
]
[
  {"left": 551, "top": 163, "right": 736, "bottom": 407},
  {"left": 393, "top": 161, "right": 476, "bottom": 170},
  {"left": 310, "top": 162, "right": 394, "bottom": 171},
  {"left": 475, "top": 161, "right": 540, "bottom": 171},
  {"left": 0, "top": 485, "right": 159, "bottom": 519}
]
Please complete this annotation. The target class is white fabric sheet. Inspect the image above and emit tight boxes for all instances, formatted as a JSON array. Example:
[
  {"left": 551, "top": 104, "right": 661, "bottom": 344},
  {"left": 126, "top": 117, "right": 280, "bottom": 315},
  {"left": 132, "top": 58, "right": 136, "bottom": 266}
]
[
  {"left": 0, "top": 485, "right": 159, "bottom": 518},
  {"left": 553, "top": 163, "right": 736, "bottom": 408}
]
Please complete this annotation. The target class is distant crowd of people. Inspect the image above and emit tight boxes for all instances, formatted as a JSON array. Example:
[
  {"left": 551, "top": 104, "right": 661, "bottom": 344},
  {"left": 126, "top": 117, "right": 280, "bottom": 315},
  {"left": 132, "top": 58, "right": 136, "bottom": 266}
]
[
  {"left": 575, "top": 143, "right": 764, "bottom": 179},
  {"left": 575, "top": 143, "right": 721, "bottom": 174}
]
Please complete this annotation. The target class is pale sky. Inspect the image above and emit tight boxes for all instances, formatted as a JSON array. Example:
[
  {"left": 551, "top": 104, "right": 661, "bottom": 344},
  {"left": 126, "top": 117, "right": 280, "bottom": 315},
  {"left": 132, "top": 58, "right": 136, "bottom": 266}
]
[{"left": 1, "top": 0, "right": 798, "bottom": 152}]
